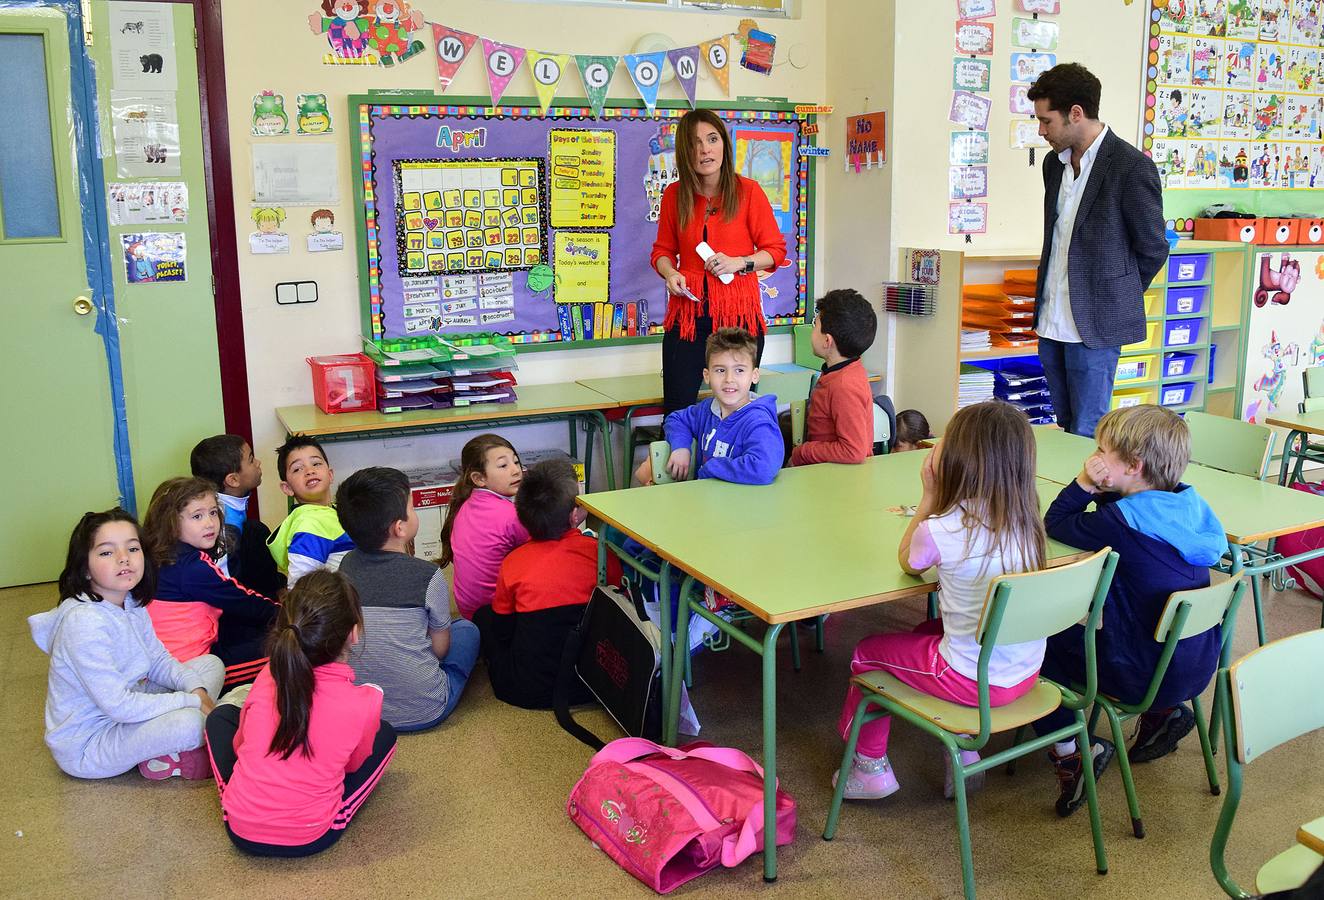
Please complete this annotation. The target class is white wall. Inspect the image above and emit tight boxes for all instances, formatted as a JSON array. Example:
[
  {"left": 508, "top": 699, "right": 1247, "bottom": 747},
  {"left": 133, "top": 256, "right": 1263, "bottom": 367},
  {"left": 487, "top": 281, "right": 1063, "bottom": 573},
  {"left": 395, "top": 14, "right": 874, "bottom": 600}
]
[
  {"left": 890, "top": 1, "right": 1148, "bottom": 254},
  {"left": 219, "top": 0, "right": 826, "bottom": 521}
]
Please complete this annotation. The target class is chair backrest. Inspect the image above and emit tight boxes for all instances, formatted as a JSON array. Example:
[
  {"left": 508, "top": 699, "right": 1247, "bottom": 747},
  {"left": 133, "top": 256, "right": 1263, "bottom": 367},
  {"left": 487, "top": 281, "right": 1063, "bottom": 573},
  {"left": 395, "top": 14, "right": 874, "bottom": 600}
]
[
  {"left": 1301, "top": 396, "right": 1324, "bottom": 414},
  {"left": 872, "top": 393, "right": 896, "bottom": 455},
  {"left": 792, "top": 323, "right": 816, "bottom": 368},
  {"left": 1304, "top": 365, "right": 1324, "bottom": 400},
  {"left": 1154, "top": 575, "right": 1244, "bottom": 643},
  {"left": 1228, "top": 628, "right": 1324, "bottom": 764},
  {"left": 789, "top": 400, "right": 806, "bottom": 446},
  {"left": 1185, "top": 410, "right": 1274, "bottom": 479},
  {"left": 977, "top": 547, "right": 1117, "bottom": 646}
]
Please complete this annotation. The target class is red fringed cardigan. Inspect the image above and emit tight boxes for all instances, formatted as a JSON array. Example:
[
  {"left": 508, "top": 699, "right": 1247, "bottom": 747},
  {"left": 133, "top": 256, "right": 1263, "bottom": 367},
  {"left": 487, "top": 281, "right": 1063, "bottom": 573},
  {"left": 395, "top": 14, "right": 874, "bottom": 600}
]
[{"left": 649, "top": 176, "right": 787, "bottom": 341}]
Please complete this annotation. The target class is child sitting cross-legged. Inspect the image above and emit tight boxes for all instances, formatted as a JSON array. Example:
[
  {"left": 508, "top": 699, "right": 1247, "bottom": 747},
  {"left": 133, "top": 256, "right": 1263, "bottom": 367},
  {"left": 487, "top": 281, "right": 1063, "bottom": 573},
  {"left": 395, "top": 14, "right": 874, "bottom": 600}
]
[
  {"left": 789, "top": 288, "right": 878, "bottom": 467},
  {"left": 144, "top": 477, "right": 279, "bottom": 689},
  {"left": 30, "top": 509, "right": 223, "bottom": 780},
  {"left": 266, "top": 434, "right": 354, "bottom": 586},
  {"left": 1034, "top": 404, "right": 1228, "bottom": 818},
  {"left": 439, "top": 434, "right": 530, "bottom": 620},
  {"left": 834, "top": 401, "right": 1047, "bottom": 801},
  {"left": 635, "top": 326, "right": 782, "bottom": 486},
  {"left": 204, "top": 570, "right": 396, "bottom": 857},
  {"left": 336, "top": 467, "right": 480, "bottom": 731},
  {"left": 473, "top": 458, "right": 622, "bottom": 709}
]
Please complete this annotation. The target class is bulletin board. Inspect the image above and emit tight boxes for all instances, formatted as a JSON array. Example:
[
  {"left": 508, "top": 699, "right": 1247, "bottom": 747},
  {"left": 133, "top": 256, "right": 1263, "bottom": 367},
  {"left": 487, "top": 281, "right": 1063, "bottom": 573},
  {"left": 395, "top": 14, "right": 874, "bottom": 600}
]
[
  {"left": 350, "top": 93, "right": 815, "bottom": 349},
  {"left": 1138, "top": 0, "right": 1324, "bottom": 227}
]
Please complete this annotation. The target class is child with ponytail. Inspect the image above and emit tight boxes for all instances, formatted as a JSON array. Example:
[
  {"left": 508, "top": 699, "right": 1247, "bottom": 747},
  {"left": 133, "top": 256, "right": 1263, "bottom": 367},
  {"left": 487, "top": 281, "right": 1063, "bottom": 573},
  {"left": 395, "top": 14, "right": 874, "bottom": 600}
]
[{"left": 205, "top": 570, "right": 396, "bottom": 856}]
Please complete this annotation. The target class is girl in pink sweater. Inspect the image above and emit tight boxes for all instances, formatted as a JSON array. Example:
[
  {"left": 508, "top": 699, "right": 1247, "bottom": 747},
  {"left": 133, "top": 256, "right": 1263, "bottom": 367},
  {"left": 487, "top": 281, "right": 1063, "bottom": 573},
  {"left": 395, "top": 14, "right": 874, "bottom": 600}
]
[
  {"left": 204, "top": 570, "right": 395, "bottom": 856},
  {"left": 440, "top": 434, "right": 530, "bottom": 619}
]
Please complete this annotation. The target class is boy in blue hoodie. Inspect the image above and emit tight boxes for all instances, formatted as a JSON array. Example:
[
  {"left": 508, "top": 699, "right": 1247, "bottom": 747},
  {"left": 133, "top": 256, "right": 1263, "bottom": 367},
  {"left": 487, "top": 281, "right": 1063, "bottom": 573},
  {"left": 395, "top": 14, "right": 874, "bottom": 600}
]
[
  {"left": 1035, "top": 404, "right": 1228, "bottom": 818},
  {"left": 639, "top": 327, "right": 782, "bottom": 486}
]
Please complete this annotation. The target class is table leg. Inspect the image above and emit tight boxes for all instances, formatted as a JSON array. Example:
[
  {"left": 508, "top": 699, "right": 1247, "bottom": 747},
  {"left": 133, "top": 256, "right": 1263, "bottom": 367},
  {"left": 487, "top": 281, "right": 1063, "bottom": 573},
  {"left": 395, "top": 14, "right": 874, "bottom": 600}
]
[
  {"left": 667, "top": 576, "right": 696, "bottom": 747},
  {"left": 761, "top": 622, "right": 785, "bottom": 883},
  {"left": 658, "top": 562, "right": 672, "bottom": 729},
  {"left": 581, "top": 414, "right": 596, "bottom": 491},
  {"left": 587, "top": 410, "right": 617, "bottom": 491},
  {"left": 1278, "top": 429, "right": 1302, "bottom": 486}
]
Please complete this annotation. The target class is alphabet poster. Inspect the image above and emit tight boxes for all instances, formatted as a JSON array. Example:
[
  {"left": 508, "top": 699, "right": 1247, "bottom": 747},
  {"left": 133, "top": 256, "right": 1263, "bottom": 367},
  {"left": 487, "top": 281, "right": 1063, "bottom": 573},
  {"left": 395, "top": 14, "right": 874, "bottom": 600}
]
[{"left": 108, "top": 3, "right": 177, "bottom": 90}]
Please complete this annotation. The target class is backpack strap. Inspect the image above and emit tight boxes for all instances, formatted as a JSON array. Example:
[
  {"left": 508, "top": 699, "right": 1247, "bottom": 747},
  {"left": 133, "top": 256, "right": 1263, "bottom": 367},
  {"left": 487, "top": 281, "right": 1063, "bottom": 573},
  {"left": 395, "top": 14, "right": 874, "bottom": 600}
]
[{"left": 553, "top": 607, "right": 607, "bottom": 751}]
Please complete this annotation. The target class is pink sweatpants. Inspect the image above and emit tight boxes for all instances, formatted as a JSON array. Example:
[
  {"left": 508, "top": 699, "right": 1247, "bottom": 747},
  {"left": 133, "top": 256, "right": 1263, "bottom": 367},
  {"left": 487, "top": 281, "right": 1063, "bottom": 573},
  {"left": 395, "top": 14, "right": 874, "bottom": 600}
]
[{"left": 837, "top": 618, "right": 1038, "bottom": 758}]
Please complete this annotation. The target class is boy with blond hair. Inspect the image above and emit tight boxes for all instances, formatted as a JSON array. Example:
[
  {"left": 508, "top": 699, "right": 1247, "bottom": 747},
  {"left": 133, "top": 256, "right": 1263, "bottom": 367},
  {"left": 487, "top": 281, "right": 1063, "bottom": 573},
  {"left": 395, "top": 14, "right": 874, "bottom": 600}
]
[{"left": 1034, "top": 404, "right": 1227, "bottom": 817}]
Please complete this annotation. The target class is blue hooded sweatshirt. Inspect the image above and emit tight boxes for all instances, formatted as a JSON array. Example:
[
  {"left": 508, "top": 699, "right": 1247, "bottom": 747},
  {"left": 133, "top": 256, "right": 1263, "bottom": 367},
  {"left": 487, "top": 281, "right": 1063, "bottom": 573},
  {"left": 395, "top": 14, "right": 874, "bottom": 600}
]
[
  {"left": 1039, "top": 480, "right": 1229, "bottom": 715},
  {"left": 663, "top": 393, "right": 782, "bottom": 486}
]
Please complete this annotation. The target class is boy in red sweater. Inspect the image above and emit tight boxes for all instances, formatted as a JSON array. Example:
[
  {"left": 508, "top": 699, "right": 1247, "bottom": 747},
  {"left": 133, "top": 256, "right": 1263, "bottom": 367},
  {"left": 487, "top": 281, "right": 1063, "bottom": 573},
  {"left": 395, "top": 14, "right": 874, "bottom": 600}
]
[
  {"left": 475, "top": 458, "right": 622, "bottom": 710},
  {"left": 789, "top": 288, "right": 878, "bottom": 466}
]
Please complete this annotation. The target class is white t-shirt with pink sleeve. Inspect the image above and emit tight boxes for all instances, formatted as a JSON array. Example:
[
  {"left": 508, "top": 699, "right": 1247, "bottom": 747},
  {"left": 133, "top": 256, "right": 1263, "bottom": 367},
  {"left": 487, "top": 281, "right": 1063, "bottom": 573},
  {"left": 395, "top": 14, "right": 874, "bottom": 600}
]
[
  {"left": 909, "top": 504, "right": 1045, "bottom": 687},
  {"left": 450, "top": 489, "right": 531, "bottom": 620}
]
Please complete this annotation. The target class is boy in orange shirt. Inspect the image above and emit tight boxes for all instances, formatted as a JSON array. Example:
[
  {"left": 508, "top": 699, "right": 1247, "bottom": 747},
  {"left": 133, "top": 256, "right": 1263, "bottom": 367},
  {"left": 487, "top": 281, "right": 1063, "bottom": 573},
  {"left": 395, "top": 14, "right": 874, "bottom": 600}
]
[{"left": 789, "top": 289, "right": 878, "bottom": 466}]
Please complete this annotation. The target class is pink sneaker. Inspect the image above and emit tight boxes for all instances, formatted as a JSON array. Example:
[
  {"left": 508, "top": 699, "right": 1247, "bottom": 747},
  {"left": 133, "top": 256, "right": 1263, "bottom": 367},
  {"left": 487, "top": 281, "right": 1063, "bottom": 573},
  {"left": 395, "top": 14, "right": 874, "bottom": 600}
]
[
  {"left": 138, "top": 746, "right": 212, "bottom": 781},
  {"left": 832, "top": 754, "right": 900, "bottom": 800},
  {"left": 943, "top": 749, "right": 985, "bottom": 800}
]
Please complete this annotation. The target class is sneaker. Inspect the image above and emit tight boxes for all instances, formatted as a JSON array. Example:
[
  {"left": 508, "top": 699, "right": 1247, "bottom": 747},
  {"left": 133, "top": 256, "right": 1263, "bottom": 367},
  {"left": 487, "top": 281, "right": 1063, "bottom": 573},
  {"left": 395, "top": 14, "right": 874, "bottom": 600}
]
[
  {"left": 138, "top": 746, "right": 212, "bottom": 781},
  {"left": 1128, "top": 704, "right": 1195, "bottom": 764},
  {"left": 832, "top": 754, "right": 901, "bottom": 800},
  {"left": 943, "top": 749, "right": 985, "bottom": 800},
  {"left": 1049, "top": 737, "right": 1115, "bottom": 818}
]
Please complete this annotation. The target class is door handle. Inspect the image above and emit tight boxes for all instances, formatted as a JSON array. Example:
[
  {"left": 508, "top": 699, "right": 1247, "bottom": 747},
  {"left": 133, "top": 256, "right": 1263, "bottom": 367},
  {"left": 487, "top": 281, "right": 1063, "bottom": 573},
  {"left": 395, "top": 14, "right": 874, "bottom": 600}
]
[{"left": 73, "top": 296, "right": 94, "bottom": 316}]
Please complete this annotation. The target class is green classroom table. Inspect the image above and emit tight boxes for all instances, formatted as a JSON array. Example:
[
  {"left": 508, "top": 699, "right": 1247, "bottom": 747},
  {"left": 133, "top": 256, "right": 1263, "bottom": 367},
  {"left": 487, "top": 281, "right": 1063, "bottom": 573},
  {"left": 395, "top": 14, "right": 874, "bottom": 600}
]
[
  {"left": 276, "top": 381, "right": 620, "bottom": 490},
  {"left": 577, "top": 451, "right": 1081, "bottom": 883},
  {"left": 1266, "top": 408, "right": 1324, "bottom": 486}
]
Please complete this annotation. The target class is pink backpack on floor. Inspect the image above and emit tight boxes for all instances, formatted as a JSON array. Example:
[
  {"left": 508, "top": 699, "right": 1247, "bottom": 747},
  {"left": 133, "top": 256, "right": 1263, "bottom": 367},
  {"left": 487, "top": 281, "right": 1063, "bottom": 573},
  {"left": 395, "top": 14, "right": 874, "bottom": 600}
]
[
  {"left": 1278, "top": 481, "right": 1324, "bottom": 599},
  {"left": 566, "top": 737, "right": 797, "bottom": 893}
]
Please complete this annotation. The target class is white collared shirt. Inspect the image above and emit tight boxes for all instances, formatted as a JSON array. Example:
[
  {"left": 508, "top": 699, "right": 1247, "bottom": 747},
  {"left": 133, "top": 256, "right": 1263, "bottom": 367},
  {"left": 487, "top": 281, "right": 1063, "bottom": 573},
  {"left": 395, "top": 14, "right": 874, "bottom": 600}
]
[{"left": 1038, "top": 124, "right": 1110, "bottom": 343}]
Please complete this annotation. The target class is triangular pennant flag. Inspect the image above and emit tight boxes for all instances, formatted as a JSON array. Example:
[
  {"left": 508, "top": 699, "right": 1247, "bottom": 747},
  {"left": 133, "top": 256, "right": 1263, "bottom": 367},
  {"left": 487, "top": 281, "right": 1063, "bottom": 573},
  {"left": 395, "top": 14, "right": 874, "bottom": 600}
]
[
  {"left": 667, "top": 46, "right": 701, "bottom": 108},
  {"left": 700, "top": 35, "right": 731, "bottom": 96},
  {"left": 481, "top": 38, "right": 527, "bottom": 106},
  {"left": 431, "top": 25, "right": 478, "bottom": 91},
  {"left": 575, "top": 54, "right": 618, "bottom": 118},
  {"left": 624, "top": 51, "right": 667, "bottom": 113},
  {"left": 526, "top": 50, "right": 570, "bottom": 115}
]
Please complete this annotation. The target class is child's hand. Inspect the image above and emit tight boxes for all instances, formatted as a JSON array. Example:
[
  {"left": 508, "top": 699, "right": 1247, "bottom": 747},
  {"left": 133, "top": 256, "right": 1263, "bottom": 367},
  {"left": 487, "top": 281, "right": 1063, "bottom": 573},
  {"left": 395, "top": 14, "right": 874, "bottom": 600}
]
[
  {"left": 1077, "top": 453, "right": 1110, "bottom": 493},
  {"left": 919, "top": 451, "right": 937, "bottom": 495},
  {"left": 667, "top": 448, "right": 692, "bottom": 480},
  {"left": 194, "top": 688, "right": 216, "bottom": 715},
  {"left": 634, "top": 458, "right": 654, "bottom": 486}
]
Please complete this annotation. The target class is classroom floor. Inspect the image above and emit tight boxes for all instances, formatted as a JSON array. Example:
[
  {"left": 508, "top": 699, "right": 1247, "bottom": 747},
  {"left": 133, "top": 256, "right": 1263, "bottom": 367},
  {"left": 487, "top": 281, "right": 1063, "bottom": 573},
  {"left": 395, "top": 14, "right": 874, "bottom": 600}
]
[{"left": 1, "top": 578, "right": 1320, "bottom": 900}]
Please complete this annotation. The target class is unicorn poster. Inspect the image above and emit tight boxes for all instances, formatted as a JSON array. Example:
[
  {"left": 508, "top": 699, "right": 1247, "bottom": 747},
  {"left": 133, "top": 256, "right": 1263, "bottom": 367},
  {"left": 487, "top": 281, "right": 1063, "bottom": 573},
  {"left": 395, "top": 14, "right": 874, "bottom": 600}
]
[{"left": 1242, "top": 249, "right": 1324, "bottom": 424}]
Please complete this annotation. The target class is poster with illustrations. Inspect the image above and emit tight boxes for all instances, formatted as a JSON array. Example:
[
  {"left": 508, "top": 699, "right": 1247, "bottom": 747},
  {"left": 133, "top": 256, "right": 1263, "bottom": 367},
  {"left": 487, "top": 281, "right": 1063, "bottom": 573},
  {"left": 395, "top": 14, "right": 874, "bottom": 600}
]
[
  {"left": 108, "top": 2, "right": 177, "bottom": 90},
  {"left": 106, "top": 182, "right": 188, "bottom": 225},
  {"left": 110, "top": 91, "right": 181, "bottom": 177},
  {"left": 121, "top": 232, "right": 186, "bottom": 283},
  {"left": 1142, "top": 0, "right": 1324, "bottom": 191},
  {"left": 1242, "top": 250, "right": 1324, "bottom": 424}
]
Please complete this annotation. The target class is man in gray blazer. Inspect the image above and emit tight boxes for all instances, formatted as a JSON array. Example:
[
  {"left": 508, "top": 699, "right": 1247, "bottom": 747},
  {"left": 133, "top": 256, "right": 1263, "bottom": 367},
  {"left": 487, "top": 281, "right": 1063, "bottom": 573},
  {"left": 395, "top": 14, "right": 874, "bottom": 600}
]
[{"left": 1028, "top": 64, "right": 1169, "bottom": 437}]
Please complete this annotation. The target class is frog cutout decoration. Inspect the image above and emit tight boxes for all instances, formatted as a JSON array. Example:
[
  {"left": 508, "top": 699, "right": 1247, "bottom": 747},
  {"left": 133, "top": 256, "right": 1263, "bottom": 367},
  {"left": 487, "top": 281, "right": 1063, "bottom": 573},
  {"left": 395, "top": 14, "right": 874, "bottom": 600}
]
[
  {"left": 252, "top": 91, "right": 289, "bottom": 136},
  {"left": 296, "top": 93, "right": 333, "bottom": 135}
]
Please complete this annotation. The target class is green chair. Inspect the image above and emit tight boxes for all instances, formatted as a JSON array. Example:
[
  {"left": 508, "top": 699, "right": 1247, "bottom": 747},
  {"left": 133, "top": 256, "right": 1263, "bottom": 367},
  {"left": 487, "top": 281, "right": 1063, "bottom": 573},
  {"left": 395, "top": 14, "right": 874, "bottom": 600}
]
[
  {"left": 1089, "top": 576, "right": 1245, "bottom": 839},
  {"left": 1186, "top": 410, "right": 1280, "bottom": 646},
  {"left": 1286, "top": 387, "right": 1324, "bottom": 486},
  {"left": 824, "top": 548, "right": 1119, "bottom": 900},
  {"left": 1210, "top": 628, "right": 1324, "bottom": 898}
]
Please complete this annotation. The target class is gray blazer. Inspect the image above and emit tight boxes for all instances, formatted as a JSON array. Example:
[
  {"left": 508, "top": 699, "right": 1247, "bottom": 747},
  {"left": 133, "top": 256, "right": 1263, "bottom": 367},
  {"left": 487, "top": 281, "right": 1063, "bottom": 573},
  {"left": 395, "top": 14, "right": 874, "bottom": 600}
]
[{"left": 1034, "top": 129, "right": 1170, "bottom": 349}]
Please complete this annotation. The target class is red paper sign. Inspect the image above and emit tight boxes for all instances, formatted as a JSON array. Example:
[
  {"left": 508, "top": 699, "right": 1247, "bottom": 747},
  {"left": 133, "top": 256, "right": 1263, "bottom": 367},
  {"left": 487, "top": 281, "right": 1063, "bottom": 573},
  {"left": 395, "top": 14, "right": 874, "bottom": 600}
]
[{"left": 846, "top": 111, "right": 887, "bottom": 171}]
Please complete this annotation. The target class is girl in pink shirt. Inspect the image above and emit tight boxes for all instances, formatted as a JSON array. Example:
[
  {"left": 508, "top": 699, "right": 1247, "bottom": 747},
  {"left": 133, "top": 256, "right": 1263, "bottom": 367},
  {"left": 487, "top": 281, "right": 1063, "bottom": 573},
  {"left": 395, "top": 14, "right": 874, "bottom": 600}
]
[
  {"left": 440, "top": 434, "right": 530, "bottom": 619},
  {"left": 204, "top": 570, "right": 396, "bottom": 856}
]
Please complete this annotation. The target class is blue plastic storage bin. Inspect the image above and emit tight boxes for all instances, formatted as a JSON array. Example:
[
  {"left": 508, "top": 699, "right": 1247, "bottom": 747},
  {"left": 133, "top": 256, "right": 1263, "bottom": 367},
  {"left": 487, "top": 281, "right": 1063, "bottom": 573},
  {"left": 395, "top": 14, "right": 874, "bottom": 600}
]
[
  {"left": 1164, "top": 317, "right": 1202, "bottom": 347},
  {"left": 1165, "top": 285, "right": 1208, "bottom": 316},
  {"left": 1208, "top": 343, "right": 1217, "bottom": 384},
  {"left": 1167, "top": 253, "right": 1211, "bottom": 283},
  {"left": 1160, "top": 381, "right": 1196, "bottom": 407},
  {"left": 1163, "top": 351, "right": 1198, "bottom": 378}
]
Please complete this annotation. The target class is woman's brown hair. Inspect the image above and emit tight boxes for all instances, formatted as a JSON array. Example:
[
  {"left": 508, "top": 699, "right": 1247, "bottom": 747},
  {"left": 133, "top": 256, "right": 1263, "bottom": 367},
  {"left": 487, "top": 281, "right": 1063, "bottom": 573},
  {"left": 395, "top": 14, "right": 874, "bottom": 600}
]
[
  {"left": 437, "top": 433, "right": 519, "bottom": 568},
  {"left": 267, "top": 569, "right": 363, "bottom": 760},
  {"left": 142, "top": 476, "right": 224, "bottom": 566},
  {"left": 929, "top": 401, "right": 1046, "bottom": 573},
  {"left": 673, "top": 109, "right": 740, "bottom": 231}
]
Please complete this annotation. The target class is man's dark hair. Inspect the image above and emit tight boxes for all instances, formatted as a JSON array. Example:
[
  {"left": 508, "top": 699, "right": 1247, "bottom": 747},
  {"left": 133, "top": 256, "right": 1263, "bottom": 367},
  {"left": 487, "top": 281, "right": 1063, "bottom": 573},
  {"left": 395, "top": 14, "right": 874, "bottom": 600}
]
[
  {"left": 1026, "top": 63, "right": 1101, "bottom": 120},
  {"left": 815, "top": 289, "right": 877, "bottom": 359},
  {"left": 515, "top": 459, "right": 579, "bottom": 541},
  {"left": 276, "top": 433, "right": 328, "bottom": 481},
  {"left": 335, "top": 467, "right": 411, "bottom": 552},
  {"left": 190, "top": 434, "right": 246, "bottom": 490}
]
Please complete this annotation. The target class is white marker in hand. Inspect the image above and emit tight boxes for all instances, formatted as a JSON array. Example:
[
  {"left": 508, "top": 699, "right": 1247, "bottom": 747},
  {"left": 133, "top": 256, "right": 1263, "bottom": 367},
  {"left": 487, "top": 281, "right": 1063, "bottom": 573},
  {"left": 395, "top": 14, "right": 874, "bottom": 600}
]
[{"left": 696, "top": 241, "right": 735, "bottom": 285}]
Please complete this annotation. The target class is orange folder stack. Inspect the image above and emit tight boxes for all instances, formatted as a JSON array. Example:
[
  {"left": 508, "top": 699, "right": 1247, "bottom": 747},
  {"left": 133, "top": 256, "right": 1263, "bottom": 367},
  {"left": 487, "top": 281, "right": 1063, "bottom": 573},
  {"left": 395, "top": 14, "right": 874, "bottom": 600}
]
[{"left": 961, "top": 268, "right": 1038, "bottom": 350}]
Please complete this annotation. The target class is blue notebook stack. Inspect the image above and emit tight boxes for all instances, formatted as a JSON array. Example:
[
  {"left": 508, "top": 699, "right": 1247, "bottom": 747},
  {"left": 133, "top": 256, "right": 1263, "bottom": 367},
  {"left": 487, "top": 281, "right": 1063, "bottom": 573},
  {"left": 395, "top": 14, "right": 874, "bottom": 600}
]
[{"left": 969, "top": 359, "right": 1056, "bottom": 426}]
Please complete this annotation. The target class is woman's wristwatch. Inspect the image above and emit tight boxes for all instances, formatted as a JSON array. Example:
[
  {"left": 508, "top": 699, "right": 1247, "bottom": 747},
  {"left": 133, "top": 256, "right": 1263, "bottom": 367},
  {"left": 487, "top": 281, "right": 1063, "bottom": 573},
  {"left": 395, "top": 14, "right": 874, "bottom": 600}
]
[{"left": 742, "top": 256, "right": 756, "bottom": 275}]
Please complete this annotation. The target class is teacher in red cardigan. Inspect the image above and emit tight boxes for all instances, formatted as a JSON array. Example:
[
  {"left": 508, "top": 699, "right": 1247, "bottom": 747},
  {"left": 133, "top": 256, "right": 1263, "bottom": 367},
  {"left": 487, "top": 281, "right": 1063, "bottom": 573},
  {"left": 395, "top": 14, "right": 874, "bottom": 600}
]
[{"left": 650, "top": 109, "right": 787, "bottom": 413}]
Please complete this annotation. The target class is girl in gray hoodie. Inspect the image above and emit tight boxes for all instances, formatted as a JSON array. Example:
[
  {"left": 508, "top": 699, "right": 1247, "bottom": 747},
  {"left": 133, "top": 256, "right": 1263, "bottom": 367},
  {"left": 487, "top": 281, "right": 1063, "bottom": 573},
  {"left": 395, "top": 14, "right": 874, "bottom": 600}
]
[{"left": 29, "top": 509, "right": 224, "bottom": 780}]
